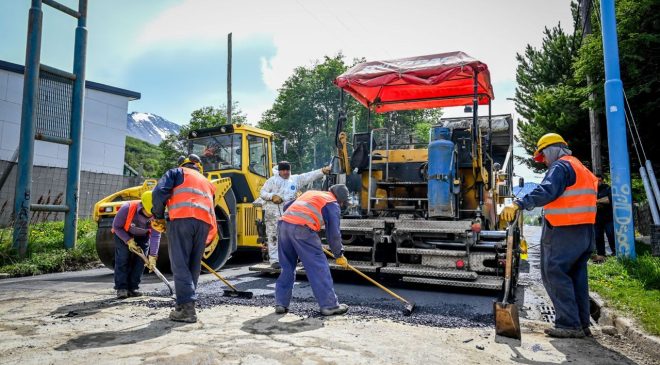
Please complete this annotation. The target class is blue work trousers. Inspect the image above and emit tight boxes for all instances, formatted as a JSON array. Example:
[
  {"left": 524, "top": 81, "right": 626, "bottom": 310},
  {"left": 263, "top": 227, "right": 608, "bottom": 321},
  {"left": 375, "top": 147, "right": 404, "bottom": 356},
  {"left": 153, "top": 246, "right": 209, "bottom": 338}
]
[
  {"left": 113, "top": 235, "right": 148, "bottom": 290},
  {"left": 167, "top": 218, "right": 208, "bottom": 305},
  {"left": 540, "top": 222, "right": 594, "bottom": 330},
  {"left": 275, "top": 221, "right": 339, "bottom": 310},
  {"left": 595, "top": 220, "right": 615, "bottom": 256}
]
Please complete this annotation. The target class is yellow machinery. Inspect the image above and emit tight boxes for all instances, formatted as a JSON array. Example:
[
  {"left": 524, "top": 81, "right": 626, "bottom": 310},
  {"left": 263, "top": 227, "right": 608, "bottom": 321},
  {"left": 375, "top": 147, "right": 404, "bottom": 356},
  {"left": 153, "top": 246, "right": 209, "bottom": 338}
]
[
  {"left": 252, "top": 53, "right": 523, "bottom": 292},
  {"left": 93, "top": 124, "right": 274, "bottom": 270}
]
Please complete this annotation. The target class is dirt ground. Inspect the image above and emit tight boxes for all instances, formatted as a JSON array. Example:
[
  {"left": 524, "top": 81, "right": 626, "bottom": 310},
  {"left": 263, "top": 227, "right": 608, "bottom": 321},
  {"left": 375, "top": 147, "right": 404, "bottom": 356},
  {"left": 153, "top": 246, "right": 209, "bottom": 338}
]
[{"left": 0, "top": 268, "right": 654, "bottom": 365}]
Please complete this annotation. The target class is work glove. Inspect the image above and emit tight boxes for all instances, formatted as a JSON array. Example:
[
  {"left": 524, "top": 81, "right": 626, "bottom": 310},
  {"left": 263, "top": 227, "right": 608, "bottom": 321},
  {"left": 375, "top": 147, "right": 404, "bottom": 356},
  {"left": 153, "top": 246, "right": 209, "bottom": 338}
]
[
  {"left": 204, "top": 234, "right": 219, "bottom": 259},
  {"left": 151, "top": 218, "right": 167, "bottom": 233},
  {"left": 336, "top": 255, "right": 349, "bottom": 268},
  {"left": 501, "top": 203, "right": 520, "bottom": 222},
  {"left": 147, "top": 256, "right": 157, "bottom": 272},
  {"left": 272, "top": 195, "right": 283, "bottom": 204},
  {"left": 126, "top": 238, "right": 140, "bottom": 254},
  {"left": 321, "top": 165, "right": 332, "bottom": 175}
]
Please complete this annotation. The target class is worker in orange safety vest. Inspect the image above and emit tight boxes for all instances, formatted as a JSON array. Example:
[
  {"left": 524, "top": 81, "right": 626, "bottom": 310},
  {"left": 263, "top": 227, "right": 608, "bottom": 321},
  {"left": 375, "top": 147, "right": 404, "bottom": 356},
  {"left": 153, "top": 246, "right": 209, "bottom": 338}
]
[
  {"left": 151, "top": 154, "right": 217, "bottom": 323},
  {"left": 274, "top": 185, "right": 350, "bottom": 316},
  {"left": 501, "top": 133, "right": 597, "bottom": 339},
  {"left": 111, "top": 190, "right": 161, "bottom": 299}
]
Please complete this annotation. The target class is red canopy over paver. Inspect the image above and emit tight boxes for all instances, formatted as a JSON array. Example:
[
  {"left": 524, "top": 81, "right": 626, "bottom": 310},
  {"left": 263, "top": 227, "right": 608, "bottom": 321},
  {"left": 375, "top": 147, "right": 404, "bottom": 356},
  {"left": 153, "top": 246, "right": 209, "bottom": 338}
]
[{"left": 334, "top": 51, "right": 494, "bottom": 113}]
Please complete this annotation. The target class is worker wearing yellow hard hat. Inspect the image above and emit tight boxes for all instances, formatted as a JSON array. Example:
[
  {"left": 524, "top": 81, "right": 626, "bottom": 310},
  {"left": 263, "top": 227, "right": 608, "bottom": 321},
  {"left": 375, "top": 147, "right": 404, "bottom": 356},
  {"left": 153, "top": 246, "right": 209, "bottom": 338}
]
[
  {"left": 151, "top": 154, "right": 217, "bottom": 323},
  {"left": 532, "top": 133, "right": 567, "bottom": 163},
  {"left": 501, "top": 133, "right": 598, "bottom": 339},
  {"left": 111, "top": 190, "right": 162, "bottom": 299}
]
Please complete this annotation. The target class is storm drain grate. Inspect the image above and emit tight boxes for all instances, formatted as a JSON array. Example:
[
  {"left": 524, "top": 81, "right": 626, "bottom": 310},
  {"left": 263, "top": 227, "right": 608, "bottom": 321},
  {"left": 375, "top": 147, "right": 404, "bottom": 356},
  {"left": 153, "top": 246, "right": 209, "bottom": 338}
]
[{"left": 539, "top": 305, "right": 556, "bottom": 323}]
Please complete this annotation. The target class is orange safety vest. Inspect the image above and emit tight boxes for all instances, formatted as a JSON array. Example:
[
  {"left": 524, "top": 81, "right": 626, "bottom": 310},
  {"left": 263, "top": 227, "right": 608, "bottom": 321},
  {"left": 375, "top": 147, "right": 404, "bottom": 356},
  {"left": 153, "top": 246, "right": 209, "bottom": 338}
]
[
  {"left": 281, "top": 191, "right": 337, "bottom": 231},
  {"left": 167, "top": 167, "right": 217, "bottom": 244},
  {"left": 111, "top": 201, "right": 140, "bottom": 234},
  {"left": 544, "top": 156, "right": 598, "bottom": 226}
]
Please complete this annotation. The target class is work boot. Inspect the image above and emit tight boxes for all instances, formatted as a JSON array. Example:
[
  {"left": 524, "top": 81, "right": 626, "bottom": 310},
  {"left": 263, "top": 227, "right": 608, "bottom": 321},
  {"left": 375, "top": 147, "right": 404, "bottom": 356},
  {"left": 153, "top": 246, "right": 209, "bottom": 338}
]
[
  {"left": 169, "top": 302, "right": 197, "bottom": 323},
  {"left": 544, "top": 327, "right": 585, "bottom": 338},
  {"left": 270, "top": 262, "right": 281, "bottom": 269},
  {"left": 128, "top": 290, "right": 142, "bottom": 297},
  {"left": 274, "top": 305, "right": 288, "bottom": 314},
  {"left": 583, "top": 327, "right": 593, "bottom": 337},
  {"left": 116, "top": 289, "right": 129, "bottom": 299},
  {"left": 591, "top": 255, "right": 606, "bottom": 264},
  {"left": 321, "top": 303, "right": 349, "bottom": 316}
]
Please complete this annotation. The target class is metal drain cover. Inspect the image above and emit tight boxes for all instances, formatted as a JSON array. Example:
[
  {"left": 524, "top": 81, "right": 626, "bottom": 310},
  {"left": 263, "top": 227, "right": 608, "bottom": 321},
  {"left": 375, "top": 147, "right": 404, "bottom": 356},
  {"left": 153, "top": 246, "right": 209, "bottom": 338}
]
[{"left": 539, "top": 305, "right": 556, "bottom": 323}]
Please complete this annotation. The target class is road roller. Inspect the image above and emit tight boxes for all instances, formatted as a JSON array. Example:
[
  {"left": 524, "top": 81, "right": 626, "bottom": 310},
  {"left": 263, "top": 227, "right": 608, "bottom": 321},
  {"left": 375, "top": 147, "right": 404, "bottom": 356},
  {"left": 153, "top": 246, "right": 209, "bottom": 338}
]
[{"left": 93, "top": 123, "right": 275, "bottom": 271}]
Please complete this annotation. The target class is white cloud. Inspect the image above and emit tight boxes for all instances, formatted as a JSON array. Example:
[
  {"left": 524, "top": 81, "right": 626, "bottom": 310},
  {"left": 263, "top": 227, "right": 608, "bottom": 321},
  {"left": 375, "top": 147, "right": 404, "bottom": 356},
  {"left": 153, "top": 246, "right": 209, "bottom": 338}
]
[{"left": 133, "top": 0, "right": 573, "bottom": 147}]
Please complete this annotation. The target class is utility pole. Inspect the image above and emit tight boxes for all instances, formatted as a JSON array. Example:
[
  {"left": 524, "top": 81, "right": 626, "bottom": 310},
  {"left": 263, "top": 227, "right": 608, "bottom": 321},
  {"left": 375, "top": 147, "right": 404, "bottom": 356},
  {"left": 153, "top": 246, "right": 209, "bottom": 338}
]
[
  {"left": 600, "top": 0, "right": 635, "bottom": 259},
  {"left": 581, "top": 0, "right": 602, "bottom": 174},
  {"left": 227, "top": 32, "right": 232, "bottom": 124}
]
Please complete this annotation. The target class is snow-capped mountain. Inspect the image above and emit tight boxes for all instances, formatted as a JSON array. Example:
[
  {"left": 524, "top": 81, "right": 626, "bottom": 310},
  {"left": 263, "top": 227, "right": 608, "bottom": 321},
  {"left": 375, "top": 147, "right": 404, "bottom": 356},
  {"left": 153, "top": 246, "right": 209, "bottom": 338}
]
[{"left": 126, "top": 112, "right": 181, "bottom": 145}]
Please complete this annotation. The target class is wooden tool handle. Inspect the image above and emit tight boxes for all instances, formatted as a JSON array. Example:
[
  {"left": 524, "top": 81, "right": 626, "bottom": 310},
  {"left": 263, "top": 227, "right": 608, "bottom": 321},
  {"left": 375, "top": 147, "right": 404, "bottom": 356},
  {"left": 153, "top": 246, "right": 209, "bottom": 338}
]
[
  {"left": 504, "top": 211, "right": 520, "bottom": 280},
  {"left": 322, "top": 247, "right": 410, "bottom": 305},
  {"left": 201, "top": 261, "right": 239, "bottom": 291}
]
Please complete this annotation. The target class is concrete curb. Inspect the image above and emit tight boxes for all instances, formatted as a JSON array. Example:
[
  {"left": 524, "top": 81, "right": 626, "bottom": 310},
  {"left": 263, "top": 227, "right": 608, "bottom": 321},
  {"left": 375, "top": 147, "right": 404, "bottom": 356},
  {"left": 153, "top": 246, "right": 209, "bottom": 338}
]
[{"left": 590, "top": 291, "right": 660, "bottom": 359}]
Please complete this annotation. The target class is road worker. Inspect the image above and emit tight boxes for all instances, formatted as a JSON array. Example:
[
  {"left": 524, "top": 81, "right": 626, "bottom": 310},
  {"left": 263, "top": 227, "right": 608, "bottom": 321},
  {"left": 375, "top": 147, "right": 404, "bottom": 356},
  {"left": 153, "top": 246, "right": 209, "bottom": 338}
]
[
  {"left": 275, "top": 184, "right": 350, "bottom": 316},
  {"left": 501, "top": 133, "right": 597, "bottom": 338},
  {"left": 259, "top": 161, "right": 331, "bottom": 268},
  {"left": 151, "top": 154, "right": 218, "bottom": 323},
  {"left": 111, "top": 191, "right": 161, "bottom": 299}
]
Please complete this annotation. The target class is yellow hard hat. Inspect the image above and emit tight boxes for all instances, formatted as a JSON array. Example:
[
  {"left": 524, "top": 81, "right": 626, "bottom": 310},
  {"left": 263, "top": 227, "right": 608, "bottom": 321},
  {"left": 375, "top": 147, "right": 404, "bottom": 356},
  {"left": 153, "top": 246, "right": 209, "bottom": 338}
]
[
  {"left": 178, "top": 154, "right": 203, "bottom": 174},
  {"left": 533, "top": 133, "right": 567, "bottom": 162},
  {"left": 141, "top": 190, "right": 153, "bottom": 216}
]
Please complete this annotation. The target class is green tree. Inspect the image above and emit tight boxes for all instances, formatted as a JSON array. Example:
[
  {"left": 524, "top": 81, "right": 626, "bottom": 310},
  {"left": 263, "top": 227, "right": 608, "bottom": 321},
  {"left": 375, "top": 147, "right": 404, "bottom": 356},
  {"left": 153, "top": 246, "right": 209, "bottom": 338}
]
[
  {"left": 124, "top": 136, "right": 165, "bottom": 177},
  {"left": 259, "top": 54, "right": 443, "bottom": 172},
  {"left": 159, "top": 104, "right": 247, "bottom": 174},
  {"left": 517, "top": 0, "right": 660, "bottom": 175},
  {"left": 514, "top": 15, "right": 589, "bottom": 172},
  {"left": 574, "top": 0, "right": 660, "bottom": 170}
]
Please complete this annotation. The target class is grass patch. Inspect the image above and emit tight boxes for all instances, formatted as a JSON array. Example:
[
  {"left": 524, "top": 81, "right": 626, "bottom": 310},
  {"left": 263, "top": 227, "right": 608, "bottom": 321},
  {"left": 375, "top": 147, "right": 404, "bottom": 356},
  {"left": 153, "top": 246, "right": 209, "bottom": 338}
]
[
  {"left": 589, "top": 241, "right": 660, "bottom": 336},
  {"left": 0, "top": 220, "right": 100, "bottom": 277}
]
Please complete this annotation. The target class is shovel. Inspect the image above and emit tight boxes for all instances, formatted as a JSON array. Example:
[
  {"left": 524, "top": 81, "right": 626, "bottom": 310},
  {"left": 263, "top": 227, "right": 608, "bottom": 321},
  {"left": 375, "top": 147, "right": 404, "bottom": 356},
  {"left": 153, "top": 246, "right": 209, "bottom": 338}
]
[
  {"left": 129, "top": 246, "right": 174, "bottom": 296},
  {"left": 201, "top": 261, "right": 254, "bottom": 299},
  {"left": 494, "top": 212, "right": 521, "bottom": 340},
  {"left": 322, "top": 247, "right": 415, "bottom": 315}
]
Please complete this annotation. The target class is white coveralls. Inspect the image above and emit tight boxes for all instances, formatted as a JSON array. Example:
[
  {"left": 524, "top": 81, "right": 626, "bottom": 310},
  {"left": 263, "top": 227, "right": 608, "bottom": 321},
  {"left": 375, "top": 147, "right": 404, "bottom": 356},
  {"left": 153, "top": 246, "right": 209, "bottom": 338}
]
[{"left": 259, "top": 167, "right": 325, "bottom": 263}]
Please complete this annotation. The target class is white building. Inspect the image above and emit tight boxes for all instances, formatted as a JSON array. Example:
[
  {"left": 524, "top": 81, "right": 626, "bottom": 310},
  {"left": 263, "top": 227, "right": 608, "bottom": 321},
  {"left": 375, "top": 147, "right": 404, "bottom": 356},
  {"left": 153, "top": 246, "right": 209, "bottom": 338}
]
[
  {"left": 0, "top": 60, "right": 140, "bottom": 174},
  {"left": 0, "top": 60, "right": 141, "bottom": 225}
]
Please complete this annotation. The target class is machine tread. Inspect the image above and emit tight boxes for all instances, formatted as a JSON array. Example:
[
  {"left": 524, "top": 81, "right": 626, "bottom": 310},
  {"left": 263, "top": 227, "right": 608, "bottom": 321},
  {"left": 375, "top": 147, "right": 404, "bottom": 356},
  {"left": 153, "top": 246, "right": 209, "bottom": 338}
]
[
  {"left": 401, "top": 276, "right": 503, "bottom": 290},
  {"left": 323, "top": 244, "right": 372, "bottom": 253},
  {"left": 380, "top": 265, "right": 478, "bottom": 280},
  {"left": 397, "top": 248, "right": 466, "bottom": 257},
  {"left": 393, "top": 220, "right": 472, "bottom": 234}
]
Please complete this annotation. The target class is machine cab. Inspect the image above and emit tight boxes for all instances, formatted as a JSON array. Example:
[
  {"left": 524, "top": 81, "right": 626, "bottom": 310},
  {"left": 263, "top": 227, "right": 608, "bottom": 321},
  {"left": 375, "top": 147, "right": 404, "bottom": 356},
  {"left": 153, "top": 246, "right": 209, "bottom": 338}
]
[{"left": 187, "top": 124, "right": 275, "bottom": 204}]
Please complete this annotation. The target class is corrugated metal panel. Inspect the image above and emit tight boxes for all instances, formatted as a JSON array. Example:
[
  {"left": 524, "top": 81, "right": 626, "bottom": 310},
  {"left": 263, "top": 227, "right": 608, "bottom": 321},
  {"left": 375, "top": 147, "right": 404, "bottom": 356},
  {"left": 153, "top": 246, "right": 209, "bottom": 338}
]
[{"left": 36, "top": 68, "right": 73, "bottom": 139}]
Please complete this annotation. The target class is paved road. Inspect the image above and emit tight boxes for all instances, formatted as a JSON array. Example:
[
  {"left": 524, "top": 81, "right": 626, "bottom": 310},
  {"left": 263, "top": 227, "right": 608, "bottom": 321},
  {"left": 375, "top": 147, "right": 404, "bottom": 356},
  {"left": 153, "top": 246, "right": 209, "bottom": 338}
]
[
  {"left": 0, "top": 225, "right": 654, "bottom": 364},
  {"left": 0, "top": 226, "right": 556, "bottom": 329}
]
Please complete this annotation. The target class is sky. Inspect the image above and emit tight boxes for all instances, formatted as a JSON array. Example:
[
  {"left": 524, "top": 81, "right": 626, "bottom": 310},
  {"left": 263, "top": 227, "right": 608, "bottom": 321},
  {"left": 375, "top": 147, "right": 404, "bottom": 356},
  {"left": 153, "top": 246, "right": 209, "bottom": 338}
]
[{"left": 0, "top": 0, "right": 575, "bottom": 181}]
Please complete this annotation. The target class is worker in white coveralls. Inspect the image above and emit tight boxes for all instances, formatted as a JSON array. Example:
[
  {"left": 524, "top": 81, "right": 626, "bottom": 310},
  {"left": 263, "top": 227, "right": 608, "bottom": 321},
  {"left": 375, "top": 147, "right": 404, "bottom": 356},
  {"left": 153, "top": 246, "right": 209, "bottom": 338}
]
[{"left": 259, "top": 161, "right": 331, "bottom": 268}]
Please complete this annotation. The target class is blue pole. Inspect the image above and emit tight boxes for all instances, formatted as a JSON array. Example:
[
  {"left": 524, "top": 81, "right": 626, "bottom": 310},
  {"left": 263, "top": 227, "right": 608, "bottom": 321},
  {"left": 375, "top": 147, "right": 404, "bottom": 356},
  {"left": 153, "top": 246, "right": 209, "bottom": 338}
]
[
  {"left": 13, "top": 0, "right": 43, "bottom": 257},
  {"left": 600, "top": 0, "right": 636, "bottom": 259},
  {"left": 63, "top": 0, "right": 87, "bottom": 249}
]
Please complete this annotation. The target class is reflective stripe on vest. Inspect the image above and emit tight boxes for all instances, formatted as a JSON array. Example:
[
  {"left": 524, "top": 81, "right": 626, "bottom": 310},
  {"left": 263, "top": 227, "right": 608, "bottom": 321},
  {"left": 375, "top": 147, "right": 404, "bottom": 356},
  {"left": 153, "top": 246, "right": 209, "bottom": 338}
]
[
  {"left": 544, "top": 156, "right": 598, "bottom": 226},
  {"left": 111, "top": 201, "right": 139, "bottom": 234},
  {"left": 281, "top": 191, "right": 337, "bottom": 231},
  {"left": 167, "top": 167, "right": 217, "bottom": 243}
]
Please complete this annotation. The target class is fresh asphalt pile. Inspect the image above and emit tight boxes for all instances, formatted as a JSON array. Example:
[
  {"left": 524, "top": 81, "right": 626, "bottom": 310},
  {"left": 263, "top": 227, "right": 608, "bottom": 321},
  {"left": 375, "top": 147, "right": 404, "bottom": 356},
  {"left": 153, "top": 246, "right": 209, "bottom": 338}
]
[{"left": 138, "top": 279, "right": 494, "bottom": 328}]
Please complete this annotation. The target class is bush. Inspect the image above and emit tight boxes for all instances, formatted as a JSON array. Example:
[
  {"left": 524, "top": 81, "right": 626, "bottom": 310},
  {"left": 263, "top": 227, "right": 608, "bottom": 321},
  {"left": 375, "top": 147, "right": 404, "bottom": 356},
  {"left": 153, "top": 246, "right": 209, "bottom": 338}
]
[{"left": 0, "top": 220, "right": 99, "bottom": 277}]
